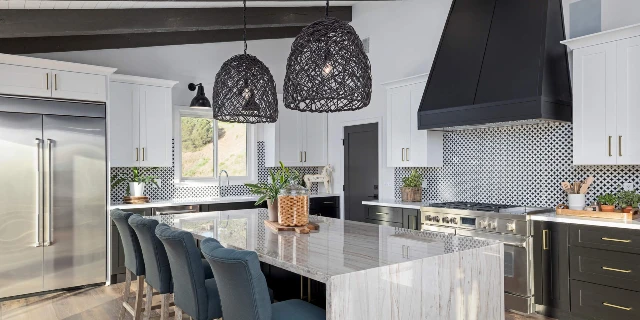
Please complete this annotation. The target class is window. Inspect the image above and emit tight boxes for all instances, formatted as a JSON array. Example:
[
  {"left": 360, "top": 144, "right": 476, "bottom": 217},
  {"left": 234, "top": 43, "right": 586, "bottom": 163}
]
[{"left": 176, "top": 110, "right": 255, "bottom": 184}]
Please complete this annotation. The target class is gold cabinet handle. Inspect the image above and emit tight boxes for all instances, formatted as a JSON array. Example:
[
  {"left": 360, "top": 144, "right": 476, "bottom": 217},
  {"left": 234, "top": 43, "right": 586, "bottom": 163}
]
[
  {"left": 304, "top": 151, "right": 306, "bottom": 163},
  {"left": 543, "top": 230, "right": 549, "bottom": 250},
  {"left": 603, "top": 302, "right": 632, "bottom": 311},
  {"left": 135, "top": 148, "right": 139, "bottom": 161},
  {"left": 602, "top": 237, "right": 631, "bottom": 243},
  {"left": 376, "top": 212, "right": 388, "bottom": 215},
  {"left": 402, "top": 148, "right": 405, "bottom": 161},
  {"left": 46, "top": 73, "right": 49, "bottom": 90},
  {"left": 609, "top": 136, "right": 612, "bottom": 156},
  {"left": 142, "top": 147, "right": 145, "bottom": 161},
  {"left": 602, "top": 266, "right": 632, "bottom": 273},
  {"left": 299, "top": 151, "right": 302, "bottom": 163},
  {"left": 406, "top": 148, "right": 409, "bottom": 161},
  {"left": 619, "top": 135, "right": 622, "bottom": 157},
  {"left": 54, "top": 74, "right": 58, "bottom": 91}
]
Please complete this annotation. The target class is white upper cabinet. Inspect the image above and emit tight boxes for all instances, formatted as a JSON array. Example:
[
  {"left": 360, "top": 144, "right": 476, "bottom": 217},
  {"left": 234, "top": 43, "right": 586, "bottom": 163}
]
[
  {"left": 383, "top": 75, "right": 443, "bottom": 168},
  {"left": 564, "top": 24, "right": 640, "bottom": 165},
  {"left": 109, "top": 75, "right": 177, "bottom": 168},
  {"left": 264, "top": 94, "right": 328, "bottom": 167},
  {"left": 0, "top": 54, "right": 115, "bottom": 102}
]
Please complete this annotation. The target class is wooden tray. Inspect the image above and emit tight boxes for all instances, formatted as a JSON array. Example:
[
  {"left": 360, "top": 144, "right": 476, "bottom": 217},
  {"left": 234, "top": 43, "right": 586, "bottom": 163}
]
[
  {"left": 556, "top": 204, "right": 638, "bottom": 220},
  {"left": 124, "top": 196, "right": 150, "bottom": 204},
  {"left": 264, "top": 220, "right": 319, "bottom": 234}
]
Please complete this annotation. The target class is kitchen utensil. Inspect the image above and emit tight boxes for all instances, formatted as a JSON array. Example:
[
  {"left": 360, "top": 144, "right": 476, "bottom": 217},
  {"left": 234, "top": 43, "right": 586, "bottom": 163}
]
[
  {"left": 573, "top": 181, "right": 581, "bottom": 194},
  {"left": 579, "top": 176, "right": 595, "bottom": 194},
  {"left": 561, "top": 182, "right": 572, "bottom": 193}
]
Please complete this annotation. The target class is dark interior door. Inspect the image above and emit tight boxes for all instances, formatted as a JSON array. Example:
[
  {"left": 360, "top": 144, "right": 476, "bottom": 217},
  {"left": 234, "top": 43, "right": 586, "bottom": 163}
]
[{"left": 344, "top": 123, "right": 378, "bottom": 222}]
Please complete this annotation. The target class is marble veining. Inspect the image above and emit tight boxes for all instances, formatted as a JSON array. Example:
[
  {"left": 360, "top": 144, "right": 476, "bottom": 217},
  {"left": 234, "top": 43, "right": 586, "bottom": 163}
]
[
  {"left": 151, "top": 209, "right": 504, "bottom": 319},
  {"left": 531, "top": 212, "right": 640, "bottom": 230}
]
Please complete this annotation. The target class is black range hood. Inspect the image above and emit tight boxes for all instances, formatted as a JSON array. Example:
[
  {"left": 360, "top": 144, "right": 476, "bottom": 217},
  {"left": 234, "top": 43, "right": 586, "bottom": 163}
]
[{"left": 418, "top": 0, "right": 572, "bottom": 130}]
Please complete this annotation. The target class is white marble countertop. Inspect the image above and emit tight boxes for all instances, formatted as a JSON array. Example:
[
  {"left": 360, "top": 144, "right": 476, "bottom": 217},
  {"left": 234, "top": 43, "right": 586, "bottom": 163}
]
[
  {"left": 361, "top": 198, "right": 428, "bottom": 209},
  {"left": 152, "top": 209, "right": 499, "bottom": 283},
  {"left": 531, "top": 212, "right": 640, "bottom": 230},
  {"left": 110, "top": 193, "right": 340, "bottom": 210}
]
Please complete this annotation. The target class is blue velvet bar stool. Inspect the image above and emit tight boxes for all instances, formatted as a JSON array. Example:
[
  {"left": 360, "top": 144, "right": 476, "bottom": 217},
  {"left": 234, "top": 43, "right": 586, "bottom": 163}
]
[
  {"left": 128, "top": 214, "right": 215, "bottom": 320},
  {"left": 155, "top": 224, "right": 223, "bottom": 320},
  {"left": 200, "top": 237, "right": 326, "bottom": 320},
  {"left": 110, "top": 209, "right": 147, "bottom": 320}
]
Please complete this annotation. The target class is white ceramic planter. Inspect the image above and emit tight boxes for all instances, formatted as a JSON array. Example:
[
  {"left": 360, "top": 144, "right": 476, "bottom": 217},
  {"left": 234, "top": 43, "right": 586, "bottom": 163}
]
[
  {"left": 568, "top": 194, "right": 586, "bottom": 210},
  {"left": 129, "top": 182, "right": 145, "bottom": 197}
]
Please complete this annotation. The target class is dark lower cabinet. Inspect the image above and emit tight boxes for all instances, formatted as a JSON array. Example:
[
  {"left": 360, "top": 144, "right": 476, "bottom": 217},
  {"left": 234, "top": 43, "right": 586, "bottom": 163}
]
[
  {"left": 571, "top": 280, "right": 640, "bottom": 320},
  {"left": 533, "top": 220, "right": 570, "bottom": 318},
  {"left": 363, "top": 205, "right": 421, "bottom": 230},
  {"left": 261, "top": 263, "right": 325, "bottom": 309},
  {"left": 309, "top": 196, "right": 340, "bottom": 219}
]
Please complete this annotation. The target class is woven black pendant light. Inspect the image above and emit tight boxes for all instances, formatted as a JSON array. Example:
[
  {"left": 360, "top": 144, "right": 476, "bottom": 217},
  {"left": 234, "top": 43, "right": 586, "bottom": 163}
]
[
  {"left": 283, "top": 0, "right": 372, "bottom": 113},
  {"left": 211, "top": 0, "right": 278, "bottom": 123}
]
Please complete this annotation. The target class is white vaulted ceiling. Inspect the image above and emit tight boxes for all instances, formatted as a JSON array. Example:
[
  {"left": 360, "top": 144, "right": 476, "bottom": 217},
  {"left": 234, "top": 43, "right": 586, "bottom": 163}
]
[{"left": 0, "top": 1, "right": 361, "bottom": 9}]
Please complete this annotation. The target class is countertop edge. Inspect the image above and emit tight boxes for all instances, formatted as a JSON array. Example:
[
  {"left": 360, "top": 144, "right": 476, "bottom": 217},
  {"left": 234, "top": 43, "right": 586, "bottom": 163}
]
[
  {"left": 530, "top": 214, "right": 640, "bottom": 230},
  {"left": 110, "top": 194, "right": 340, "bottom": 210}
]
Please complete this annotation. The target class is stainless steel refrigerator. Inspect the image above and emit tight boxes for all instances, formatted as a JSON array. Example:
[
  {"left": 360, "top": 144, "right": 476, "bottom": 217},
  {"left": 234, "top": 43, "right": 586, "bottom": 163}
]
[{"left": 0, "top": 96, "right": 106, "bottom": 299}]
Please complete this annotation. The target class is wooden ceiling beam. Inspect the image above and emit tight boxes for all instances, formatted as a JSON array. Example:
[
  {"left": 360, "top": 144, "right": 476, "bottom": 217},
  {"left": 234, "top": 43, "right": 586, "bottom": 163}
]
[{"left": 0, "top": 6, "right": 351, "bottom": 38}]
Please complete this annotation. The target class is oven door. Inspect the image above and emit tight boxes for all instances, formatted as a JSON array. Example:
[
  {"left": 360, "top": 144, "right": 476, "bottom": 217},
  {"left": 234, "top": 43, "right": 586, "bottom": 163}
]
[{"left": 456, "top": 230, "right": 531, "bottom": 296}]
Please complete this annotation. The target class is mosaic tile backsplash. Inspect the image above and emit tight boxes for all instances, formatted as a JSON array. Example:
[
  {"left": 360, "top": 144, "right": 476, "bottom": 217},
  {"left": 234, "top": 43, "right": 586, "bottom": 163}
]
[
  {"left": 394, "top": 122, "right": 640, "bottom": 208},
  {"left": 111, "top": 141, "right": 319, "bottom": 204}
]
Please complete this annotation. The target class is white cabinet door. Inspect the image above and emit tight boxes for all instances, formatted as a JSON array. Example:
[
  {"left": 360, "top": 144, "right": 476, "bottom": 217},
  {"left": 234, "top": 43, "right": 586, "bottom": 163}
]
[
  {"left": 407, "top": 82, "right": 444, "bottom": 167},
  {"left": 387, "top": 86, "right": 411, "bottom": 167},
  {"left": 573, "top": 42, "right": 617, "bottom": 165},
  {"left": 302, "top": 112, "right": 328, "bottom": 166},
  {"left": 0, "top": 64, "right": 51, "bottom": 98},
  {"left": 139, "top": 85, "right": 172, "bottom": 167},
  {"left": 616, "top": 37, "right": 640, "bottom": 165},
  {"left": 51, "top": 71, "right": 106, "bottom": 102},
  {"left": 109, "top": 81, "right": 140, "bottom": 167},
  {"left": 269, "top": 103, "right": 303, "bottom": 167}
]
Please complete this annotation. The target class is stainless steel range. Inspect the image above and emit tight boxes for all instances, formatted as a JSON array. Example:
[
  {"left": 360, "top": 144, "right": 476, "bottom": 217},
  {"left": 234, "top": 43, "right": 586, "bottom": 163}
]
[{"left": 420, "top": 202, "right": 553, "bottom": 314}]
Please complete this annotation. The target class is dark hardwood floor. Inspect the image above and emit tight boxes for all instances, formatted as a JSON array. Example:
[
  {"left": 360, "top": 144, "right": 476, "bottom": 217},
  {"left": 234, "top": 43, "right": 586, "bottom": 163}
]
[{"left": 0, "top": 282, "right": 554, "bottom": 319}]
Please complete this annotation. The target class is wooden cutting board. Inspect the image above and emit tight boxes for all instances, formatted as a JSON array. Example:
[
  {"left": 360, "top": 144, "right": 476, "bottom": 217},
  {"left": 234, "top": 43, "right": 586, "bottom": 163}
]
[
  {"left": 556, "top": 204, "right": 638, "bottom": 220},
  {"left": 124, "top": 196, "right": 150, "bottom": 204},
  {"left": 264, "top": 220, "right": 319, "bottom": 234}
]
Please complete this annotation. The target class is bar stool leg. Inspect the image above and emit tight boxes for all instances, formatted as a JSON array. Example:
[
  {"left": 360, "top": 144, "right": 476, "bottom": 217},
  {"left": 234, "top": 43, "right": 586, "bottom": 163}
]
[
  {"left": 133, "top": 275, "right": 145, "bottom": 320},
  {"left": 144, "top": 283, "right": 154, "bottom": 320},
  {"left": 118, "top": 270, "right": 132, "bottom": 320},
  {"left": 160, "top": 294, "right": 170, "bottom": 320},
  {"left": 175, "top": 306, "right": 183, "bottom": 320}
]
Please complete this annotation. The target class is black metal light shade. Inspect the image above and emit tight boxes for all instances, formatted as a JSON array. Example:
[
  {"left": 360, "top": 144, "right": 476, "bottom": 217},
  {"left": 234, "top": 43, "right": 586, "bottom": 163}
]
[
  {"left": 283, "top": 16, "right": 372, "bottom": 113},
  {"left": 188, "top": 83, "right": 211, "bottom": 109},
  {"left": 212, "top": 54, "right": 278, "bottom": 123}
]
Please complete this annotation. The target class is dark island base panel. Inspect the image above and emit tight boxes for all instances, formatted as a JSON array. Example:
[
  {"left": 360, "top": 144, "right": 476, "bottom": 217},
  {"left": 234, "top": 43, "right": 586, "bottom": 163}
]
[{"left": 110, "top": 197, "right": 340, "bottom": 284}]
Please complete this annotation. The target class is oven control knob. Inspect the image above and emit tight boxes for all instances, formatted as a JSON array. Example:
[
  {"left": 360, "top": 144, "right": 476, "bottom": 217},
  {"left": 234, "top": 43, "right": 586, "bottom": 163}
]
[
  {"left": 479, "top": 219, "right": 488, "bottom": 229},
  {"left": 442, "top": 217, "right": 450, "bottom": 223},
  {"left": 425, "top": 215, "right": 432, "bottom": 222},
  {"left": 450, "top": 217, "right": 458, "bottom": 224},
  {"left": 433, "top": 216, "right": 440, "bottom": 223},
  {"left": 488, "top": 221, "right": 497, "bottom": 229},
  {"left": 506, "top": 221, "right": 516, "bottom": 232}
]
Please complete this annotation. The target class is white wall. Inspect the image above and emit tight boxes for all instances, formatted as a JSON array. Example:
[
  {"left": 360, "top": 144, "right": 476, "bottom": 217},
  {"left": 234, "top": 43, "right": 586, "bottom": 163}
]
[
  {"left": 29, "top": 38, "right": 293, "bottom": 108},
  {"left": 563, "top": 0, "right": 640, "bottom": 38},
  {"left": 327, "top": 0, "right": 453, "bottom": 216}
]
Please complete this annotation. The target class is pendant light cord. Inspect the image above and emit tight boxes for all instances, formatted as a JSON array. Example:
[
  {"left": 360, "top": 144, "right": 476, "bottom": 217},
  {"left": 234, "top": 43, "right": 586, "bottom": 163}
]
[
  {"left": 243, "top": 0, "right": 248, "bottom": 55},
  {"left": 326, "top": 0, "right": 329, "bottom": 17}
]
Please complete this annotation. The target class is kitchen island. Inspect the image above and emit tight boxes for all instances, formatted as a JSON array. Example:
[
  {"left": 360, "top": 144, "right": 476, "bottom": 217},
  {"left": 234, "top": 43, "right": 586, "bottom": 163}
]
[{"left": 150, "top": 208, "right": 505, "bottom": 319}]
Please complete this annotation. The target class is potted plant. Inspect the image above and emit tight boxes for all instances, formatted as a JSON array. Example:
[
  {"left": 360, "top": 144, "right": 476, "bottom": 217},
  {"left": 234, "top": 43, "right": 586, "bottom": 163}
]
[
  {"left": 401, "top": 170, "right": 422, "bottom": 202},
  {"left": 596, "top": 193, "right": 617, "bottom": 212},
  {"left": 111, "top": 167, "right": 159, "bottom": 197},
  {"left": 618, "top": 190, "right": 640, "bottom": 213},
  {"left": 245, "top": 162, "right": 301, "bottom": 221}
]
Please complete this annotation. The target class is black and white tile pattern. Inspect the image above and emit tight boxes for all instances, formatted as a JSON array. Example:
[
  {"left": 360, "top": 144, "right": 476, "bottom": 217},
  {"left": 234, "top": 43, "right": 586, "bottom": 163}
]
[
  {"left": 394, "top": 122, "right": 640, "bottom": 208},
  {"left": 111, "top": 141, "right": 319, "bottom": 204}
]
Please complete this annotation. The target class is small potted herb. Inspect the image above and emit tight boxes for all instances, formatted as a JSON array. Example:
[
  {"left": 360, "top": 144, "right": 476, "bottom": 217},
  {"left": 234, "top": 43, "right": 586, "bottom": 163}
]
[
  {"left": 401, "top": 170, "right": 422, "bottom": 202},
  {"left": 596, "top": 193, "right": 617, "bottom": 212},
  {"left": 111, "top": 167, "right": 159, "bottom": 197},
  {"left": 617, "top": 190, "right": 640, "bottom": 213},
  {"left": 245, "top": 162, "right": 301, "bottom": 221}
]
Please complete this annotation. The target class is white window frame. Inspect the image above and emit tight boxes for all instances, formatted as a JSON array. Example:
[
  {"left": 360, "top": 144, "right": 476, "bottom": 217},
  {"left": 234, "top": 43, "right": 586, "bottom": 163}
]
[{"left": 174, "top": 107, "right": 257, "bottom": 186}]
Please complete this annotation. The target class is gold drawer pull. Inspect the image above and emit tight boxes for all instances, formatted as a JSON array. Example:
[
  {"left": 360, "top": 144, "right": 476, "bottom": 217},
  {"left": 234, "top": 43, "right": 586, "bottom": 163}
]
[
  {"left": 543, "top": 230, "right": 549, "bottom": 250},
  {"left": 376, "top": 212, "right": 388, "bottom": 215},
  {"left": 603, "top": 302, "right": 632, "bottom": 311},
  {"left": 602, "top": 266, "right": 632, "bottom": 273},
  {"left": 602, "top": 237, "right": 631, "bottom": 243}
]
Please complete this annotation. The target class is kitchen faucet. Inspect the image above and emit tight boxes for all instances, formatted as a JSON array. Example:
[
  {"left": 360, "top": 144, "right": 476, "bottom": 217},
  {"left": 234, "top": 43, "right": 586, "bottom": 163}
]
[{"left": 219, "top": 170, "right": 229, "bottom": 197}]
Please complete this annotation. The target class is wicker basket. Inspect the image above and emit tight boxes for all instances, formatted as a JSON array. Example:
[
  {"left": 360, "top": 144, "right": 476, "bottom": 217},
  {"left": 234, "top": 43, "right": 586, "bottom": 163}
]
[{"left": 401, "top": 187, "right": 421, "bottom": 202}]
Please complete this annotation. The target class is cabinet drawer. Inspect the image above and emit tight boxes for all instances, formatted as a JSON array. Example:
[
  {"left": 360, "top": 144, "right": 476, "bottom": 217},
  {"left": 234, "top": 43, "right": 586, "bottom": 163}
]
[
  {"left": 364, "top": 218, "right": 402, "bottom": 228},
  {"left": 51, "top": 71, "right": 106, "bottom": 102},
  {"left": 570, "top": 225, "right": 640, "bottom": 254},
  {"left": 571, "top": 280, "right": 640, "bottom": 320},
  {"left": 366, "top": 206, "right": 403, "bottom": 223},
  {"left": 310, "top": 196, "right": 339, "bottom": 208},
  {"left": 0, "top": 64, "right": 51, "bottom": 98},
  {"left": 570, "top": 246, "right": 640, "bottom": 291}
]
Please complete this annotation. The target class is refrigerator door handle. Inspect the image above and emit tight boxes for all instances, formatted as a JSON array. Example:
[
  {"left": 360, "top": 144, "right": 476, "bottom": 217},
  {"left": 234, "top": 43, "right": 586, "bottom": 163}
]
[
  {"left": 35, "top": 138, "right": 43, "bottom": 247},
  {"left": 45, "top": 138, "right": 53, "bottom": 246}
]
